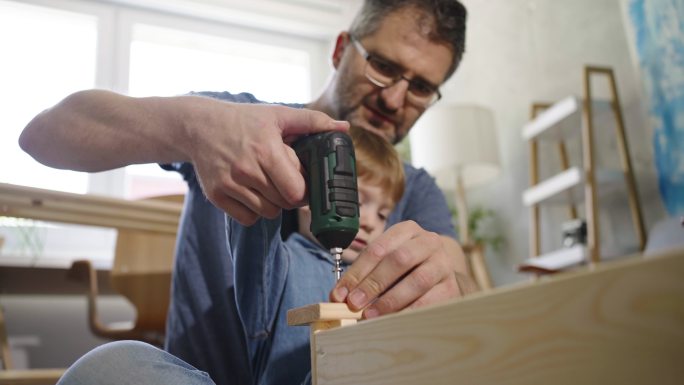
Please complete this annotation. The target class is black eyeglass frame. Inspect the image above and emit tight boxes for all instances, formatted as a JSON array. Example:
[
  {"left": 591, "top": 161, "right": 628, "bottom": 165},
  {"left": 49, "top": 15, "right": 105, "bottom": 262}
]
[{"left": 349, "top": 35, "right": 442, "bottom": 107}]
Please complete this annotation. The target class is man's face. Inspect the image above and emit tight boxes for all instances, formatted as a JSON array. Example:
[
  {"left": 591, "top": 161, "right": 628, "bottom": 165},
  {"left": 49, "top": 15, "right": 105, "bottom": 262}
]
[
  {"left": 341, "top": 180, "right": 394, "bottom": 264},
  {"left": 331, "top": 9, "right": 453, "bottom": 144}
]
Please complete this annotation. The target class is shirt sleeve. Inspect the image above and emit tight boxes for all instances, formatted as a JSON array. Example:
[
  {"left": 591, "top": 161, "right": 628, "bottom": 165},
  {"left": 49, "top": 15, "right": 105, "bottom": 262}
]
[{"left": 227, "top": 215, "right": 288, "bottom": 339}]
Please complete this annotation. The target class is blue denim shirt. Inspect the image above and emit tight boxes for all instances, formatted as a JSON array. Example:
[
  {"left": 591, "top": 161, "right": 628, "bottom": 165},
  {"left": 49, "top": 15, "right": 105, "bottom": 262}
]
[
  {"left": 162, "top": 91, "right": 456, "bottom": 385},
  {"left": 229, "top": 216, "right": 337, "bottom": 385}
]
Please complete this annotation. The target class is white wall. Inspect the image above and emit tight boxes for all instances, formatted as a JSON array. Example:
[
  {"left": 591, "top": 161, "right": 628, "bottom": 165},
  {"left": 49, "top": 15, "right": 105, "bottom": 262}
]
[{"left": 433, "top": 0, "right": 666, "bottom": 285}]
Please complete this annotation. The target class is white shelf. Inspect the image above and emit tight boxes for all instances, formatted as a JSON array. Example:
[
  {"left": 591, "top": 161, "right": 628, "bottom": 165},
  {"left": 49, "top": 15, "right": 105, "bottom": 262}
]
[
  {"left": 523, "top": 167, "right": 582, "bottom": 206},
  {"left": 522, "top": 96, "right": 612, "bottom": 141},
  {"left": 519, "top": 243, "right": 642, "bottom": 274},
  {"left": 519, "top": 245, "right": 586, "bottom": 272},
  {"left": 522, "top": 167, "right": 626, "bottom": 207}
]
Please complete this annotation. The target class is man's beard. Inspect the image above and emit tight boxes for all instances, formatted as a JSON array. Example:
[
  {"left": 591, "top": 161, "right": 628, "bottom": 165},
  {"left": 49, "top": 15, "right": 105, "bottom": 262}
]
[{"left": 337, "top": 96, "right": 402, "bottom": 144}]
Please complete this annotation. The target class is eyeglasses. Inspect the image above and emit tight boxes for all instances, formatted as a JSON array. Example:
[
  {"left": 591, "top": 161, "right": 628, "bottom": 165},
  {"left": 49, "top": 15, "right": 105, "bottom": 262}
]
[{"left": 350, "top": 35, "right": 442, "bottom": 107}]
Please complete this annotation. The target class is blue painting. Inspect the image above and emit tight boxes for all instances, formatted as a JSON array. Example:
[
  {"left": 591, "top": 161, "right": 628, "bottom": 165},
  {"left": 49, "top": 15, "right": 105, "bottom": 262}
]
[{"left": 629, "top": 0, "right": 684, "bottom": 215}]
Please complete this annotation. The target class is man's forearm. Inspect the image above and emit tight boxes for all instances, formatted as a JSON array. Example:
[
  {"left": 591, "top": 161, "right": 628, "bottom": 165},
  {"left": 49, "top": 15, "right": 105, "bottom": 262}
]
[{"left": 19, "top": 89, "right": 193, "bottom": 172}]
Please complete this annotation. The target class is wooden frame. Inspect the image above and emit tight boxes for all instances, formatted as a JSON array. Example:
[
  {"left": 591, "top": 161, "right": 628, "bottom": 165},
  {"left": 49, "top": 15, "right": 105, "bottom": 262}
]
[
  {"left": 526, "top": 66, "right": 646, "bottom": 264},
  {"left": 582, "top": 66, "right": 646, "bottom": 263}
]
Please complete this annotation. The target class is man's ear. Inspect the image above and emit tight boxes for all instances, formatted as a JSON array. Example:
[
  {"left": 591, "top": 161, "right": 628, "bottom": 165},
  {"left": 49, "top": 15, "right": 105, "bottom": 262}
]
[{"left": 332, "top": 32, "right": 351, "bottom": 69}]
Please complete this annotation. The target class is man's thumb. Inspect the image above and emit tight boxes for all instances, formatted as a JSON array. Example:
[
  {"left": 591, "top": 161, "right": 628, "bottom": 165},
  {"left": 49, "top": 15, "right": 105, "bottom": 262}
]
[{"left": 279, "top": 108, "right": 349, "bottom": 140}]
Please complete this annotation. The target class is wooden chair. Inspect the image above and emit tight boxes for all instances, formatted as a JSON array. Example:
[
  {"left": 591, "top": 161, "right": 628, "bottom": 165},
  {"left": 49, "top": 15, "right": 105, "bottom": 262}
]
[
  {"left": 0, "top": 307, "right": 65, "bottom": 385},
  {"left": 67, "top": 195, "right": 182, "bottom": 347},
  {"left": 462, "top": 242, "right": 493, "bottom": 291}
]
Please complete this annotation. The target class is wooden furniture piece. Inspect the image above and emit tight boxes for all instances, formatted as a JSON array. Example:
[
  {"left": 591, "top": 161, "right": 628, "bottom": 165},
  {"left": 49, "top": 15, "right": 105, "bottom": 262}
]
[
  {"left": 462, "top": 243, "right": 493, "bottom": 291},
  {"left": 0, "top": 183, "right": 182, "bottom": 363},
  {"left": 522, "top": 66, "right": 646, "bottom": 272},
  {"left": 304, "top": 248, "right": 684, "bottom": 385},
  {"left": 67, "top": 227, "right": 176, "bottom": 346},
  {"left": 0, "top": 183, "right": 181, "bottom": 235},
  {"left": 0, "top": 307, "right": 65, "bottom": 385},
  {"left": 67, "top": 194, "right": 182, "bottom": 346},
  {"left": 288, "top": 303, "right": 363, "bottom": 385}
]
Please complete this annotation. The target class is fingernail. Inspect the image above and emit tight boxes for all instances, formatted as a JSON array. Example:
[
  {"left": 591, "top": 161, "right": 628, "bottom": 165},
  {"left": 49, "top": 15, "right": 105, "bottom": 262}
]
[
  {"left": 349, "top": 290, "right": 367, "bottom": 308},
  {"left": 330, "top": 120, "right": 349, "bottom": 130},
  {"left": 364, "top": 307, "right": 379, "bottom": 319},
  {"left": 333, "top": 286, "right": 348, "bottom": 301}
]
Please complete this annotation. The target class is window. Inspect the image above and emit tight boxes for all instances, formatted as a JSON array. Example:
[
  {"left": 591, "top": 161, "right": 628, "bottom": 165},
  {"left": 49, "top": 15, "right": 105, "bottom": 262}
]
[
  {"left": 0, "top": 0, "right": 97, "bottom": 194},
  {"left": 128, "top": 23, "right": 311, "bottom": 102},
  {"left": 0, "top": 0, "right": 323, "bottom": 267},
  {"left": 124, "top": 23, "right": 312, "bottom": 199}
]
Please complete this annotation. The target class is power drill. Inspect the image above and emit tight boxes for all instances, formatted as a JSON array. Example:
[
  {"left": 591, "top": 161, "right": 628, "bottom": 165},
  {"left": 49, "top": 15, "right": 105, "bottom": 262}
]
[{"left": 293, "top": 131, "right": 360, "bottom": 281}]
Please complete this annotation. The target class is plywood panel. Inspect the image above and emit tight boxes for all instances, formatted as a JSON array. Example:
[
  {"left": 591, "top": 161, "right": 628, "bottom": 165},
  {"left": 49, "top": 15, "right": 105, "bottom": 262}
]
[{"left": 314, "top": 249, "right": 684, "bottom": 385}]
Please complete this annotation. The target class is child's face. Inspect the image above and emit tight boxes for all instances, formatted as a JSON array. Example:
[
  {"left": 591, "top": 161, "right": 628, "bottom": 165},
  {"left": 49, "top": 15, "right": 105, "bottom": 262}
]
[{"left": 341, "top": 180, "right": 394, "bottom": 264}]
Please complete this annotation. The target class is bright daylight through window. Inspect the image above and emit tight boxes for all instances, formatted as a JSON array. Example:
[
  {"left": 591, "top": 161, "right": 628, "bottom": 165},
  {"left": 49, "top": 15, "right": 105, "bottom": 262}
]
[
  {"left": 0, "top": 0, "right": 96, "bottom": 194},
  {"left": 125, "top": 24, "right": 312, "bottom": 199},
  {"left": 0, "top": 0, "right": 314, "bottom": 267}
]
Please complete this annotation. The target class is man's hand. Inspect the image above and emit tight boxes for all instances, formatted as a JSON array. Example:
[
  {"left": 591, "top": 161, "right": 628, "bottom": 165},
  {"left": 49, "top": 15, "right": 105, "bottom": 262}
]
[
  {"left": 186, "top": 101, "right": 349, "bottom": 225},
  {"left": 329, "top": 220, "right": 476, "bottom": 318},
  {"left": 20, "top": 91, "right": 347, "bottom": 227}
]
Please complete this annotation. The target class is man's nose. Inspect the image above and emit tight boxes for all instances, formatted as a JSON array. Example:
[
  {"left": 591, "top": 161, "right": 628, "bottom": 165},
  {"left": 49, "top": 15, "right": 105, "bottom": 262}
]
[{"left": 379, "top": 79, "right": 409, "bottom": 111}]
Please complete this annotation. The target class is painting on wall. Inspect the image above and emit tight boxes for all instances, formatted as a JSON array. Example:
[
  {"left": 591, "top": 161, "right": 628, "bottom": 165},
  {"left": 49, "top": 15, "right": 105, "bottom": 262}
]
[{"left": 629, "top": 0, "right": 684, "bottom": 215}]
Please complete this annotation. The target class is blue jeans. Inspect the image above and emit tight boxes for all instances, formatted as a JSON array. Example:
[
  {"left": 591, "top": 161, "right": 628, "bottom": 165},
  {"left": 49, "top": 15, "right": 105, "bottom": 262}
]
[{"left": 57, "top": 341, "right": 215, "bottom": 385}]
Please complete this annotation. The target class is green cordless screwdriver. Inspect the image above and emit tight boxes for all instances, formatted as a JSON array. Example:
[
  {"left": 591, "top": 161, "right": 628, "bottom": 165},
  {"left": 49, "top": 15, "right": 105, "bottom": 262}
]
[{"left": 293, "top": 131, "right": 360, "bottom": 281}]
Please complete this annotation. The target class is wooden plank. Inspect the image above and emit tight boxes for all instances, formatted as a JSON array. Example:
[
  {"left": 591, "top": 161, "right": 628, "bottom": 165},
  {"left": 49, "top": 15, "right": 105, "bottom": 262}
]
[
  {"left": 0, "top": 266, "right": 114, "bottom": 295},
  {"left": 582, "top": 68, "right": 599, "bottom": 264},
  {"left": 289, "top": 303, "right": 363, "bottom": 385},
  {"left": 0, "top": 309, "right": 12, "bottom": 370},
  {"left": 0, "top": 206, "right": 177, "bottom": 234},
  {"left": 288, "top": 303, "right": 362, "bottom": 326},
  {"left": 0, "top": 369, "right": 65, "bottom": 385},
  {"left": 313, "top": 249, "right": 684, "bottom": 385},
  {"left": 0, "top": 183, "right": 179, "bottom": 214},
  {"left": 604, "top": 69, "right": 647, "bottom": 251},
  {"left": 0, "top": 183, "right": 182, "bottom": 234},
  {"left": 0, "top": 194, "right": 179, "bottom": 224}
]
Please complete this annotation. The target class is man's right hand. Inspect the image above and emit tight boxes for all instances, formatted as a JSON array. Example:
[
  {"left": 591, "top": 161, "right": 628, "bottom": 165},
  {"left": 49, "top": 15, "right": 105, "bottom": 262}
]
[
  {"left": 186, "top": 101, "right": 349, "bottom": 225},
  {"left": 19, "top": 90, "right": 348, "bottom": 225}
]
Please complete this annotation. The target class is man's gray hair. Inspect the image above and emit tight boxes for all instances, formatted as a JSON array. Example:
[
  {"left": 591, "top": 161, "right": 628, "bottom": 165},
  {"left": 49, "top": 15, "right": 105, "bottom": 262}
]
[{"left": 349, "top": 0, "right": 467, "bottom": 80}]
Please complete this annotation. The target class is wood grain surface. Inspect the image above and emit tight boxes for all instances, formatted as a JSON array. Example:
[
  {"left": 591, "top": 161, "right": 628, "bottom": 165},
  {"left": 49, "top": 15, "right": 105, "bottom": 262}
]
[
  {"left": 0, "top": 183, "right": 181, "bottom": 234},
  {"left": 313, "top": 249, "right": 684, "bottom": 385},
  {"left": 288, "top": 303, "right": 363, "bottom": 326}
]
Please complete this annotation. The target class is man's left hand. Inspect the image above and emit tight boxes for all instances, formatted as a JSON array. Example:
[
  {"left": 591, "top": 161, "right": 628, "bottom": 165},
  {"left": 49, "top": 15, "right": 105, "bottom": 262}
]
[{"left": 329, "top": 220, "right": 476, "bottom": 318}]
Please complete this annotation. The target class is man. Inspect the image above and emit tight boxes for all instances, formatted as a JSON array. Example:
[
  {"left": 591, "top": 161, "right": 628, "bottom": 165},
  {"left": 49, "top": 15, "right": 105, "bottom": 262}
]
[
  {"left": 20, "top": 1, "right": 472, "bottom": 384},
  {"left": 56, "top": 127, "right": 408, "bottom": 385}
]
